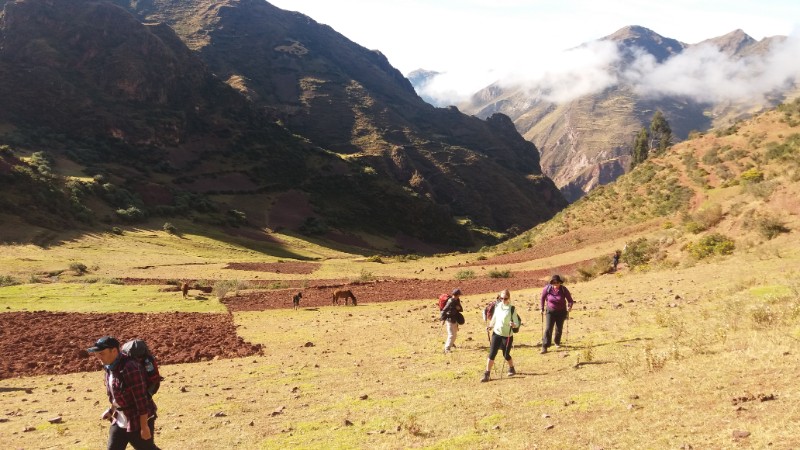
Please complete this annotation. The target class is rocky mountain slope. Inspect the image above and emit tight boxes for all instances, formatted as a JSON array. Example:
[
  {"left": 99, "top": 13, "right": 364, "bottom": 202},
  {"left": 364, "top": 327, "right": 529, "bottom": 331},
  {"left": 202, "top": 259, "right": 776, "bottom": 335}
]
[
  {"left": 458, "top": 26, "right": 796, "bottom": 202},
  {"left": 0, "top": 0, "right": 567, "bottom": 250},
  {"left": 108, "top": 0, "right": 566, "bottom": 232}
]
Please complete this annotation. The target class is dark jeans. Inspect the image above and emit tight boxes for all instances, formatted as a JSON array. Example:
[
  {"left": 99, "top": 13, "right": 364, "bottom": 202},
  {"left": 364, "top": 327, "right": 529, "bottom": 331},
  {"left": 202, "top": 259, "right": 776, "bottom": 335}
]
[
  {"left": 108, "top": 416, "right": 160, "bottom": 450},
  {"left": 542, "top": 309, "right": 568, "bottom": 348},
  {"left": 487, "top": 332, "right": 513, "bottom": 361}
]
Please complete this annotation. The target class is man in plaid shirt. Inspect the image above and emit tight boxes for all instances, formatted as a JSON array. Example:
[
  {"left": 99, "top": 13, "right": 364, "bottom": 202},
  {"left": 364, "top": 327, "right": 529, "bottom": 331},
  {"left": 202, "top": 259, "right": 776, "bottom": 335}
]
[{"left": 88, "top": 336, "right": 160, "bottom": 450}]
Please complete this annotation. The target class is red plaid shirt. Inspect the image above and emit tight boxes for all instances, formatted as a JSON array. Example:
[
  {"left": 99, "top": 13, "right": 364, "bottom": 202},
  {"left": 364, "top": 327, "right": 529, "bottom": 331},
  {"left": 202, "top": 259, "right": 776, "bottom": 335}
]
[{"left": 104, "top": 354, "right": 157, "bottom": 432}]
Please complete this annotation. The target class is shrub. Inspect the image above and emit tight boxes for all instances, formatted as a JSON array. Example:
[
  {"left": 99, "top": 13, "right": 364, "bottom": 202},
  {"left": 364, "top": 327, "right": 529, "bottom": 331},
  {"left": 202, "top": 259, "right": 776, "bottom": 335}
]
[
  {"left": 576, "top": 255, "right": 614, "bottom": 280},
  {"left": 487, "top": 269, "right": 511, "bottom": 278},
  {"left": 740, "top": 168, "right": 764, "bottom": 184},
  {"left": 0, "top": 275, "right": 19, "bottom": 287},
  {"left": 685, "top": 233, "right": 735, "bottom": 259},
  {"left": 163, "top": 222, "right": 178, "bottom": 234},
  {"left": 111, "top": 227, "right": 123, "bottom": 235},
  {"left": 69, "top": 262, "right": 88, "bottom": 275},
  {"left": 115, "top": 206, "right": 146, "bottom": 223},
  {"left": 365, "top": 255, "right": 384, "bottom": 263},
  {"left": 358, "top": 269, "right": 375, "bottom": 282},
  {"left": 622, "top": 238, "right": 657, "bottom": 268},
  {"left": 213, "top": 280, "right": 248, "bottom": 299},
  {"left": 454, "top": 270, "right": 475, "bottom": 280},
  {"left": 755, "top": 214, "right": 790, "bottom": 240}
]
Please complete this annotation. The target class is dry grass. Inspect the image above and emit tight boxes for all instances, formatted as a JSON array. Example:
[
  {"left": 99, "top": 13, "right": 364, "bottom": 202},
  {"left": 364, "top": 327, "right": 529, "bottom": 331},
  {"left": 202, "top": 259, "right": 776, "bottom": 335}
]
[
  {"left": 2, "top": 103, "right": 800, "bottom": 448},
  {"left": 2, "top": 238, "right": 800, "bottom": 449}
]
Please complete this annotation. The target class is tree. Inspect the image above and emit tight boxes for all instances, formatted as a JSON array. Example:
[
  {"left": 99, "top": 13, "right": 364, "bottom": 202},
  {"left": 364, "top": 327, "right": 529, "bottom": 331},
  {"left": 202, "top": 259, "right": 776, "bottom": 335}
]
[
  {"left": 649, "top": 110, "right": 673, "bottom": 154},
  {"left": 631, "top": 127, "right": 649, "bottom": 169},
  {"left": 630, "top": 111, "right": 673, "bottom": 169}
]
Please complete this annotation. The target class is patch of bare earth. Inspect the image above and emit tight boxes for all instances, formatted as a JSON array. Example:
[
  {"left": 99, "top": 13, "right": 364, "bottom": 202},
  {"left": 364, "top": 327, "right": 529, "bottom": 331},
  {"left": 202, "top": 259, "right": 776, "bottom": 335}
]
[
  {"left": 225, "top": 261, "right": 320, "bottom": 274},
  {"left": 0, "top": 312, "right": 262, "bottom": 379},
  {"left": 222, "top": 263, "right": 588, "bottom": 312}
]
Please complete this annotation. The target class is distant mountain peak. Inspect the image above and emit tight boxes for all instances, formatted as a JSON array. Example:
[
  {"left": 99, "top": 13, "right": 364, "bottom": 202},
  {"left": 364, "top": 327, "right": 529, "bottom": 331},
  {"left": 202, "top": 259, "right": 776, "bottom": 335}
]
[
  {"left": 602, "top": 25, "right": 686, "bottom": 63},
  {"left": 695, "top": 29, "right": 756, "bottom": 56}
]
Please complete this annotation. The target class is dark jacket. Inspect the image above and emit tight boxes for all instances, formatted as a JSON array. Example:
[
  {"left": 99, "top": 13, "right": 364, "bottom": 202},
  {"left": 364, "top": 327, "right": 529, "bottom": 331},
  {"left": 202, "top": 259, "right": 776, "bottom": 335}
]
[{"left": 440, "top": 297, "right": 464, "bottom": 323}]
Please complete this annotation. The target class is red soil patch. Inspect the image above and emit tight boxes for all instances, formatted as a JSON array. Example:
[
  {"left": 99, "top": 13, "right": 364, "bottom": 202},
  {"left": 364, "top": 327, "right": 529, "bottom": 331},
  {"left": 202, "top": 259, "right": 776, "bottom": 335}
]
[
  {"left": 222, "top": 262, "right": 587, "bottom": 312},
  {"left": 225, "top": 261, "right": 320, "bottom": 274},
  {"left": 0, "top": 312, "right": 262, "bottom": 380}
]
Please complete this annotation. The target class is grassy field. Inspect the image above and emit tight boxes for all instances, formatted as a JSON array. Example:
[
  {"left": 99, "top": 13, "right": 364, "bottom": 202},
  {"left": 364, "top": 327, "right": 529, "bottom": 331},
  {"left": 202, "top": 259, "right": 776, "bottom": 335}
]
[
  {"left": 2, "top": 103, "right": 800, "bottom": 448},
  {"left": 2, "top": 232, "right": 799, "bottom": 449}
]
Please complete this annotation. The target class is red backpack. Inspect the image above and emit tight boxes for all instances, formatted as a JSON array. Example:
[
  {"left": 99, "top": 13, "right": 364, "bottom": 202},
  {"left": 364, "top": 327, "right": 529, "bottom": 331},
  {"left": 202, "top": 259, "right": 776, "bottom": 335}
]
[
  {"left": 437, "top": 293, "right": 450, "bottom": 311},
  {"left": 483, "top": 300, "right": 499, "bottom": 322}
]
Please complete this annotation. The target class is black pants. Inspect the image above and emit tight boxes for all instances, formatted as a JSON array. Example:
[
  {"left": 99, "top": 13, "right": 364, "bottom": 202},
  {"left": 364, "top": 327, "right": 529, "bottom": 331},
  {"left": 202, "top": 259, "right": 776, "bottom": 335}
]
[
  {"left": 542, "top": 309, "right": 568, "bottom": 348},
  {"left": 487, "top": 332, "right": 513, "bottom": 361},
  {"left": 108, "top": 416, "right": 160, "bottom": 450}
]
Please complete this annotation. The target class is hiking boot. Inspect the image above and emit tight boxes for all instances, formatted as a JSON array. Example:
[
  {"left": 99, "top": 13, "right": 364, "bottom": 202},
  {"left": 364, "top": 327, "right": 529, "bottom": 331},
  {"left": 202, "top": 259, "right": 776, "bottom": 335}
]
[
  {"left": 507, "top": 366, "right": 516, "bottom": 376},
  {"left": 554, "top": 344, "right": 561, "bottom": 348},
  {"left": 480, "top": 371, "right": 490, "bottom": 383},
  {"left": 540, "top": 348, "right": 547, "bottom": 354}
]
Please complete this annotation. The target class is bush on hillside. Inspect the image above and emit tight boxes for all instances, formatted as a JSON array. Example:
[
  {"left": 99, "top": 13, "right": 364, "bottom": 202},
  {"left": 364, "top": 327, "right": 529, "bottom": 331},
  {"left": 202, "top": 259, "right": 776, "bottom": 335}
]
[
  {"left": 622, "top": 238, "right": 658, "bottom": 268},
  {"left": 684, "top": 233, "right": 735, "bottom": 259},
  {"left": 740, "top": 168, "right": 764, "bottom": 184},
  {"left": 684, "top": 204, "right": 724, "bottom": 234},
  {"left": 163, "top": 222, "right": 178, "bottom": 234},
  {"left": 488, "top": 269, "right": 512, "bottom": 279},
  {"left": 69, "top": 262, "right": 88, "bottom": 275},
  {"left": 0, "top": 275, "right": 19, "bottom": 287},
  {"left": 454, "top": 270, "right": 475, "bottom": 280},
  {"left": 115, "top": 206, "right": 146, "bottom": 223},
  {"left": 576, "top": 255, "right": 614, "bottom": 281},
  {"left": 754, "top": 214, "right": 790, "bottom": 240}
]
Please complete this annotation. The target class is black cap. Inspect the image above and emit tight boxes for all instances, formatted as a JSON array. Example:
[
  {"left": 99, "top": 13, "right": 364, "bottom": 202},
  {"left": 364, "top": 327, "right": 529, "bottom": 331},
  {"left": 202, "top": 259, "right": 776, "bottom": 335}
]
[
  {"left": 87, "top": 336, "right": 120, "bottom": 353},
  {"left": 550, "top": 275, "right": 564, "bottom": 284},
  {"left": 451, "top": 288, "right": 462, "bottom": 296}
]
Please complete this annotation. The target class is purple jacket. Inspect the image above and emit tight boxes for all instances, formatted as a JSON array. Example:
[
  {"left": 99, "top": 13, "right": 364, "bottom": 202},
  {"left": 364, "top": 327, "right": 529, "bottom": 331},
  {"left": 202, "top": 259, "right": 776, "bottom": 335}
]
[{"left": 540, "top": 284, "right": 574, "bottom": 312}]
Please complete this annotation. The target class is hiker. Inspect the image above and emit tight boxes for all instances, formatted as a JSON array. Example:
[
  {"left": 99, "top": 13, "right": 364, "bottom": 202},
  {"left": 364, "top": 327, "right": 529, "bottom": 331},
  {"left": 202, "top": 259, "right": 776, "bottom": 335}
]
[
  {"left": 612, "top": 250, "right": 621, "bottom": 272},
  {"left": 540, "top": 275, "right": 574, "bottom": 354},
  {"left": 181, "top": 282, "right": 189, "bottom": 298},
  {"left": 440, "top": 288, "right": 464, "bottom": 353},
  {"left": 481, "top": 289, "right": 520, "bottom": 382},
  {"left": 87, "top": 336, "right": 160, "bottom": 450}
]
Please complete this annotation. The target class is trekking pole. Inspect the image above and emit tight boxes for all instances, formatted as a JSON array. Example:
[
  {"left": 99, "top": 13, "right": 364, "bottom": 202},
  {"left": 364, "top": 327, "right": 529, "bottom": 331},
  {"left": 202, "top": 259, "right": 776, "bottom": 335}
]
[
  {"left": 540, "top": 309, "right": 544, "bottom": 347},
  {"left": 499, "top": 335, "right": 508, "bottom": 378},
  {"left": 565, "top": 310, "right": 569, "bottom": 346}
]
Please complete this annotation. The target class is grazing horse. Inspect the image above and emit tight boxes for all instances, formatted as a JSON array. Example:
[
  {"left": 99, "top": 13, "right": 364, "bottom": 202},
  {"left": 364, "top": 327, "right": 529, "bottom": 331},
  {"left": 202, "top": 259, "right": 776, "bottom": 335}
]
[
  {"left": 332, "top": 289, "right": 357, "bottom": 306},
  {"left": 181, "top": 282, "right": 189, "bottom": 298},
  {"left": 292, "top": 292, "right": 302, "bottom": 310}
]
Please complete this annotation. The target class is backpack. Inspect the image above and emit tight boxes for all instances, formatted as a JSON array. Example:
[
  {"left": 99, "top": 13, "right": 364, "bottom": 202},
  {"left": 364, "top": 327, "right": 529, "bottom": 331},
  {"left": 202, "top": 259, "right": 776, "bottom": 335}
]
[
  {"left": 437, "top": 293, "right": 450, "bottom": 311},
  {"left": 509, "top": 306, "right": 522, "bottom": 333},
  {"left": 121, "top": 339, "right": 163, "bottom": 396},
  {"left": 482, "top": 300, "right": 499, "bottom": 322}
]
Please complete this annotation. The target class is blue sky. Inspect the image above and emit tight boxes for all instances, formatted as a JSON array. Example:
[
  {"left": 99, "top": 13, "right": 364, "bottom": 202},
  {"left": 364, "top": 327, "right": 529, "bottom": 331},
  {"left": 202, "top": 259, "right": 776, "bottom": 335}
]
[{"left": 268, "top": 0, "right": 800, "bottom": 104}]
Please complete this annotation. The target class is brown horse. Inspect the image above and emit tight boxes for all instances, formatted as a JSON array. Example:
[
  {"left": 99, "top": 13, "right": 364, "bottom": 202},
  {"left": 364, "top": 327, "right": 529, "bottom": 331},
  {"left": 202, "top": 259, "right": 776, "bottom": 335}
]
[
  {"left": 292, "top": 292, "right": 302, "bottom": 310},
  {"left": 332, "top": 289, "right": 357, "bottom": 306}
]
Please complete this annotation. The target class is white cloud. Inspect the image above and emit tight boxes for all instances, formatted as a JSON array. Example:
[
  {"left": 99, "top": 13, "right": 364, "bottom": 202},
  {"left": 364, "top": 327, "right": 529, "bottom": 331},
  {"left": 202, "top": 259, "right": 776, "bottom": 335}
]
[
  {"left": 627, "top": 32, "right": 800, "bottom": 103},
  {"left": 418, "top": 31, "right": 800, "bottom": 106}
]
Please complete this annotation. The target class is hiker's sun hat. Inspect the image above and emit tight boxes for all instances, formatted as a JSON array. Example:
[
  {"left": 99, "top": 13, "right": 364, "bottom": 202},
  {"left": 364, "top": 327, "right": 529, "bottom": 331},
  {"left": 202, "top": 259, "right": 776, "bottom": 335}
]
[
  {"left": 87, "top": 336, "right": 120, "bottom": 353},
  {"left": 550, "top": 275, "right": 564, "bottom": 284},
  {"left": 451, "top": 288, "right": 462, "bottom": 296}
]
